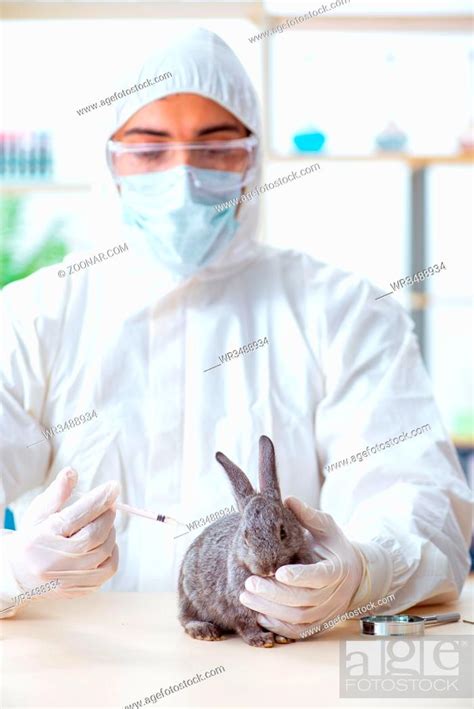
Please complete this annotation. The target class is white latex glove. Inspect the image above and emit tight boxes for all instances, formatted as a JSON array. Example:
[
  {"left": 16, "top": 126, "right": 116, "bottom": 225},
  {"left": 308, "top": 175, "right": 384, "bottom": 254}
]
[
  {"left": 2, "top": 467, "right": 120, "bottom": 613},
  {"left": 239, "top": 496, "right": 367, "bottom": 639}
]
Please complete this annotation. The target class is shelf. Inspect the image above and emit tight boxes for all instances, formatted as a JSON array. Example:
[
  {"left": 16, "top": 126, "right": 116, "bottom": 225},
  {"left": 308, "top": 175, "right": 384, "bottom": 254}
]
[
  {"left": 1, "top": 155, "right": 472, "bottom": 196},
  {"left": 267, "top": 153, "right": 474, "bottom": 167},
  {"left": 409, "top": 293, "right": 473, "bottom": 309},
  {"left": 0, "top": 183, "right": 91, "bottom": 194},
  {"left": 1, "top": 3, "right": 471, "bottom": 30},
  {"left": 406, "top": 154, "right": 474, "bottom": 168},
  {"left": 452, "top": 437, "right": 474, "bottom": 450},
  {"left": 0, "top": 1, "right": 263, "bottom": 21},
  {"left": 268, "top": 15, "right": 474, "bottom": 32},
  {"left": 371, "top": 292, "right": 473, "bottom": 312}
]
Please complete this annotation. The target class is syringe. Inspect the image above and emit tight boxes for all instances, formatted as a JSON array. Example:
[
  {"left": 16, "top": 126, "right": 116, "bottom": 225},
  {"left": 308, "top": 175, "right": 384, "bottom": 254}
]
[
  {"left": 71, "top": 490, "right": 185, "bottom": 528},
  {"left": 114, "top": 501, "right": 182, "bottom": 526}
]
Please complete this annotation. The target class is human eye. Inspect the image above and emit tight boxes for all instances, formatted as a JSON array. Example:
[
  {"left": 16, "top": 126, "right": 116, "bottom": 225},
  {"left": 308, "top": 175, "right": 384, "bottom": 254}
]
[
  {"left": 139, "top": 149, "right": 167, "bottom": 164},
  {"left": 196, "top": 146, "right": 220, "bottom": 166}
]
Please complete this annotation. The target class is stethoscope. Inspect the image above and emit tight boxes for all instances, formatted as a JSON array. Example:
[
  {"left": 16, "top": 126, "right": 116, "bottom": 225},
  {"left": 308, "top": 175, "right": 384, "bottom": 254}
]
[{"left": 360, "top": 612, "right": 461, "bottom": 636}]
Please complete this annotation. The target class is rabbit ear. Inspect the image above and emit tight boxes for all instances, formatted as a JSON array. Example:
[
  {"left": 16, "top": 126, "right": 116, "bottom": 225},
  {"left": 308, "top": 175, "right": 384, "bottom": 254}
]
[
  {"left": 258, "top": 435, "right": 281, "bottom": 501},
  {"left": 215, "top": 451, "right": 255, "bottom": 512}
]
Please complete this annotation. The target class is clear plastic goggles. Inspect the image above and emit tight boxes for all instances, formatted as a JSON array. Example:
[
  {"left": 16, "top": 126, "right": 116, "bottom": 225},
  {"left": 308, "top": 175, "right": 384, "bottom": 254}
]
[{"left": 107, "top": 136, "right": 258, "bottom": 182}]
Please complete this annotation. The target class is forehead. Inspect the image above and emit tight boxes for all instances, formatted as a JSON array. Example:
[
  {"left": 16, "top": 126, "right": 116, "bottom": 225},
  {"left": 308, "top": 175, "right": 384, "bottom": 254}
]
[
  {"left": 245, "top": 495, "right": 280, "bottom": 516},
  {"left": 115, "top": 93, "right": 247, "bottom": 141}
]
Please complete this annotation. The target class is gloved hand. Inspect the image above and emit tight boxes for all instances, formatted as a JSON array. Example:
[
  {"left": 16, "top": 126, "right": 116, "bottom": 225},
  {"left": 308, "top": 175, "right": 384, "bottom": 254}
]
[
  {"left": 3, "top": 467, "right": 120, "bottom": 605},
  {"left": 239, "top": 497, "right": 368, "bottom": 639}
]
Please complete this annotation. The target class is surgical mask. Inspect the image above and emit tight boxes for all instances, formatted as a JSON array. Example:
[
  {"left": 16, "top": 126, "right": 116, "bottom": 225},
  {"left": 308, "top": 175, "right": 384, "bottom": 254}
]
[{"left": 118, "top": 165, "right": 242, "bottom": 277}]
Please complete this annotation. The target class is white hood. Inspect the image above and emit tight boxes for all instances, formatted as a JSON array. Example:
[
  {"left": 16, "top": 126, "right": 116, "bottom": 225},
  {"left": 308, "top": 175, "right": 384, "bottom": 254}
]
[{"left": 106, "top": 28, "right": 263, "bottom": 285}]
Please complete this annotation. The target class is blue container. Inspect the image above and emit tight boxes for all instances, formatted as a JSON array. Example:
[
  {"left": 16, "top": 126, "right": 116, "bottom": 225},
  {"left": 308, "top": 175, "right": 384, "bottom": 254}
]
[
  {"left": 293, "top": 131, "right": 326, "bottom": 153},
  {"left": 4, "top": 508, "right": 15, "bottom": 530}
]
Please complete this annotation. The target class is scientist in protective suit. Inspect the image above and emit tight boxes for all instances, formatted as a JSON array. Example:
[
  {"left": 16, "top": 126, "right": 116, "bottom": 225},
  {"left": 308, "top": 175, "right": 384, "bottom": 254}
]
[{"left": 1, "top": 29, "right": 472, "bottom": 638}]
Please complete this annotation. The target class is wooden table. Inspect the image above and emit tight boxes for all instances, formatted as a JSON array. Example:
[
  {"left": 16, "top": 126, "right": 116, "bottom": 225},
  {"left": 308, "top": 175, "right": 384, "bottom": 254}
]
[{"left": 2, "top": 577, "right": 473, "bottom": 708}]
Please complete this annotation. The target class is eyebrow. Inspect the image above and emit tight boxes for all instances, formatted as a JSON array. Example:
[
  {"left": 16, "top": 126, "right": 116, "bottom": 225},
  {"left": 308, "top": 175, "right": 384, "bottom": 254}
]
[{"left": 123, "top": 123, "right": 243, "bottom": 138}]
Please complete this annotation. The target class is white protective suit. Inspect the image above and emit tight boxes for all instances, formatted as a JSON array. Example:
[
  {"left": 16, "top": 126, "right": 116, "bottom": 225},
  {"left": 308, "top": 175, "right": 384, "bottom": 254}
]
[{"left": 1, "top": 29, "right": 472, "bottom": 614}]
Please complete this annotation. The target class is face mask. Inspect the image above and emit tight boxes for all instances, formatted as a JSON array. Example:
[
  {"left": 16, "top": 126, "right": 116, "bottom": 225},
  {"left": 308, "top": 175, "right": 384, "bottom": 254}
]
[{"left": 119, "top": 165, "right": 241, "bottom": 277}]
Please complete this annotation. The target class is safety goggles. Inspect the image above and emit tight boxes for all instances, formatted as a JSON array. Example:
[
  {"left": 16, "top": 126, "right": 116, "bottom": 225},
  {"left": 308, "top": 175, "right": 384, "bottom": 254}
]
[{"left": 107, "top": 136, "right": 258, "bottom": 182}]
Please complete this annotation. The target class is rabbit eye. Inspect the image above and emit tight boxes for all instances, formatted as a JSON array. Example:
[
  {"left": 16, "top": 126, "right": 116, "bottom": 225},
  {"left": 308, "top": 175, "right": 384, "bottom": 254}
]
[{"left": 279, "top": 525, "right": 287, "bottom": 541}]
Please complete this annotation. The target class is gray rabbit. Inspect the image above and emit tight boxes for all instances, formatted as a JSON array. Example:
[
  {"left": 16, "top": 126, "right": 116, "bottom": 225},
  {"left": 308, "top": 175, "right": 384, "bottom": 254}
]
[{"left": 178, "top": 435, "right": 314, "bottom": 647}]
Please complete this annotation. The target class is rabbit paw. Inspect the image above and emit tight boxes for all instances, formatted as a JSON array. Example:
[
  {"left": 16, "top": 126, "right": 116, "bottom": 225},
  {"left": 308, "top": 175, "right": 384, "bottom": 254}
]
[
  {"left": 184, "top": 621, "right": 225, "bottom": 641},
  {"left": 275, "top": 635, "right": 294, "bottom": 644},
  {"left": 243, "top": 630, "right": 275, "bottom": 648}
]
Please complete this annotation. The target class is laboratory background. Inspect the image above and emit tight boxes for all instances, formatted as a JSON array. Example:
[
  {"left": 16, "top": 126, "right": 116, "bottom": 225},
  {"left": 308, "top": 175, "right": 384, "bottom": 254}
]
[{"left": 1, "top": 0, "right": 473, "bottom": 558}]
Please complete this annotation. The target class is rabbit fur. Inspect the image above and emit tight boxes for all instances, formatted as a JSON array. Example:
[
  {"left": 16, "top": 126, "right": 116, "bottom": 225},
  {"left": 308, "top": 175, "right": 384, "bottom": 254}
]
[{"left": 178, "top": 435, "right": 314, "bottom": 648}]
